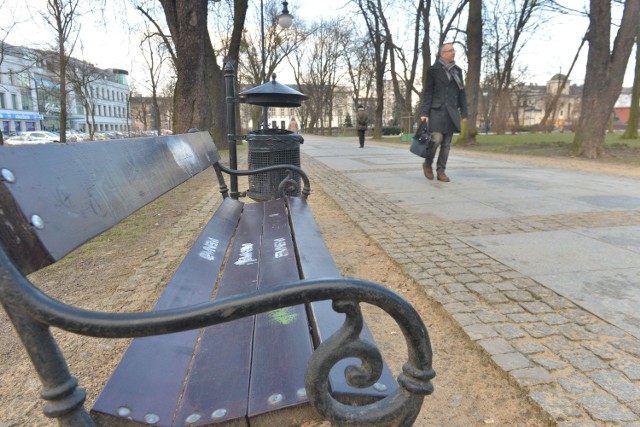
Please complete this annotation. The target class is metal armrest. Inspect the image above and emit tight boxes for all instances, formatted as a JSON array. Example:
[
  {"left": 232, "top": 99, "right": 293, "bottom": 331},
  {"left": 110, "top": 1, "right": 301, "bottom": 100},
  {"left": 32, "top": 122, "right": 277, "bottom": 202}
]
[{"left": 215, "top": 161, "right": 311, "bottom": 199}]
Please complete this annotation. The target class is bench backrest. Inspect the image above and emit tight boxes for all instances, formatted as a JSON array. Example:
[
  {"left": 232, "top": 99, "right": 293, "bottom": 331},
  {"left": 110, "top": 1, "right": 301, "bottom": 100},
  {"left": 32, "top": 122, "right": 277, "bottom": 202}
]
[{"left": 0, "top": 132, "right": 219, "bottom": 275}]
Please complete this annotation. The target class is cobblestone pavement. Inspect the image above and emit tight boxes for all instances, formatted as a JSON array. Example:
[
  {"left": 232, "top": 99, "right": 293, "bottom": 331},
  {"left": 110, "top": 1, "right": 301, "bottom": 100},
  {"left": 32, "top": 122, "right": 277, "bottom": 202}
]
[{"left": 300, "top": 144, "right": 640, "bottom": 427}]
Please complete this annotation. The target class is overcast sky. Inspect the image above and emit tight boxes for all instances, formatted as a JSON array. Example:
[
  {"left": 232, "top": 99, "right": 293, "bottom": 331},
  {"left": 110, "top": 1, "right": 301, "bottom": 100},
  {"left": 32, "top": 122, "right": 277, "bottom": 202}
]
[{"left": 1, "top": 0, "right": 636, "bottom": 91}]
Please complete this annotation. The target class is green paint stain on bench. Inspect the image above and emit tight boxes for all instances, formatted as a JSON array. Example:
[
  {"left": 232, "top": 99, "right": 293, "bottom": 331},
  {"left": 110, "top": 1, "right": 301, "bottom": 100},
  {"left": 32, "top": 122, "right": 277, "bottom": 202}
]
[{"left": 268, "top": 307, "right": 299, "bottom": 325}]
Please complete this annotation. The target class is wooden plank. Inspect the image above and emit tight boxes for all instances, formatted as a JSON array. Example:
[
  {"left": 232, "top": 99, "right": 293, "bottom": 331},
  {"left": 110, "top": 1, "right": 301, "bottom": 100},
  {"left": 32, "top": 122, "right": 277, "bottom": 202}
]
[
  {"left": 90, "top": 198, "right": 243, "bottom": 427},
  {"left": 172, "top": 202, "right": 266, "bottom": 427},
  {"left": 248, "top": 199, "right": 316, "bottom": 426},
  {"left": 0, "top": 132, "right": 218, "bottom": 273},
  {"left": 286, "top": 196, "right": 398, "bottom": 404}
]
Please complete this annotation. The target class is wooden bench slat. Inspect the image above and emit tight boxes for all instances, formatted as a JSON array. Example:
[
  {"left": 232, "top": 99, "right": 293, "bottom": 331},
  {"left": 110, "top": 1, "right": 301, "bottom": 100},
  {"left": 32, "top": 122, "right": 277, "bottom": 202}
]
[
  {"left": 90, "top": 198, "right": 243, "bottom": 426},
  {"left": 172, "top": 202, "right": 266, "bottom": 427},
  {"left": 286, "top": 197, "right": 398, "bottom": 404},
  {"left": 248, "top": 199, "right": 315, "bottom": 425},
  {"left": 0, "top": 133, "right": 218, "bottom": 274}
]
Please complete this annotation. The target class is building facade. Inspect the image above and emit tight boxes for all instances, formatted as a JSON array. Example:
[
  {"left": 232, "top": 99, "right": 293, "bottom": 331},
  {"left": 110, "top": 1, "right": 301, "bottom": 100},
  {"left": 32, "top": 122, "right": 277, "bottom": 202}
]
[{"left": 0, "top": 44, "right": 130, "bottom": 136}]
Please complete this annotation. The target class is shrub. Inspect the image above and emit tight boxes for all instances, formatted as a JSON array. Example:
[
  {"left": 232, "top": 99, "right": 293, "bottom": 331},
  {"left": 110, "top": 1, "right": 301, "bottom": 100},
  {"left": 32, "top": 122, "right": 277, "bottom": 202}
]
[{"left": 382, "top": 126, "right": 401, "bottom": 135}]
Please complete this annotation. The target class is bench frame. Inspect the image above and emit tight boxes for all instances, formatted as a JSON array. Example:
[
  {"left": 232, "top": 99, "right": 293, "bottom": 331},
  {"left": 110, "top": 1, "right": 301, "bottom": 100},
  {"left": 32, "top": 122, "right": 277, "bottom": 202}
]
[{"left": 0, "top": 133, "right": 434, "bottom": 426}]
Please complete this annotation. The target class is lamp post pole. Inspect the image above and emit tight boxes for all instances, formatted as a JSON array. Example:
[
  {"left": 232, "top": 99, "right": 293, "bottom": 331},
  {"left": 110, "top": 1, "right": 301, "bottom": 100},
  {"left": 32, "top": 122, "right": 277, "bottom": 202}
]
[
  {"left": 259, "top": 1, "right": 294, "bottom": 130},
  {"left": 261, "top": 0, "right": 268, "bottom": 130}
]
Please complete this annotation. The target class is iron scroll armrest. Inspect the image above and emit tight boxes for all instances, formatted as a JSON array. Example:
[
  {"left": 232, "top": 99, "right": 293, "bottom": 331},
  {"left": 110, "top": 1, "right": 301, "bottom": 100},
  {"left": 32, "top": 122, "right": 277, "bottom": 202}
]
[
  {"left": 0, "top": 247, "right": 433, "bottom": 426},
  {"left": 214, "top": 161, "right": 311, "bottom": 199}
]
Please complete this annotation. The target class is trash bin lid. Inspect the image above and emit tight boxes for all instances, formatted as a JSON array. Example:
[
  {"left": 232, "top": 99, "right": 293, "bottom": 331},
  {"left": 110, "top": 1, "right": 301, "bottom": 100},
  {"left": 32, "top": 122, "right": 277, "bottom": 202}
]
[{"left": 240, "top": 74, "right": 308, "bottom": 107}]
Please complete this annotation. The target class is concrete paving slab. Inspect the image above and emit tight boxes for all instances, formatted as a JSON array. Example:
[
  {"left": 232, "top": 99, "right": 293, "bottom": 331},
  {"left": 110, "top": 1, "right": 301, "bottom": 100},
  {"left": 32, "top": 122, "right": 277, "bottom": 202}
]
[
  {"left": 575, "top": 225, "right": 640, "bottom": 254},
  {"left": 403, "top": 200, "right": 514, "bottom": 220},
  {"left": 462, "top": 230, "right": 640, "bottom": 276},
  {"left": 534, "top": 269, "right": 640, "bottom": 340}
]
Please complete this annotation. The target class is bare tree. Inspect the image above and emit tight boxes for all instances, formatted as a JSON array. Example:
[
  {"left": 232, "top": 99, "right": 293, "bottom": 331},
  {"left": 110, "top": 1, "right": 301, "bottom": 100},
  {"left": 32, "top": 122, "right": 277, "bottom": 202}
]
[
  {"left": 134, "top": 0, "right": 248, "bottom": 147},
  {"left": 458, "top": 0, "right": 482, "bottom": 145},
  {"left": 353, "top": 0, "right": 391, "bottom": 139},
  {"left": 41, "top": 0, "right": 80, "bottom": 142},
  {"left": 484, "top": 0, "right": 546, "bottom": 134},
  {"left": 297, "top": 19, "right": 349, "bottom": 134},
  {"left": 66, "top": 55, "right": 100, "bottom": 139},
  {"left": 381, "top": 0, "right": 426, "bottom": 125},
  {"left": 342, "top": 30, "right": 374, "bottom": 110},
  {"left": 573, "top": 0, "right": 640, "bottom": 158},
  {"left": 621, "top": 28, "right": 639, "bottom": 140},
  {"left": 139, "top": 30, "right": 168, "bottom": 135},
  {"left": 432, "top": 0, "right": 469, "bottom": 46}
]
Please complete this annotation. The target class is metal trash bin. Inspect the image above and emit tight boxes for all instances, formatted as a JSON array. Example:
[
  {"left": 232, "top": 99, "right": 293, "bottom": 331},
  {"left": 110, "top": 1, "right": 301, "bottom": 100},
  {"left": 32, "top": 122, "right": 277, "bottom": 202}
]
[{"left": 247, "top": 129, "right": 304, "bottom": 200}]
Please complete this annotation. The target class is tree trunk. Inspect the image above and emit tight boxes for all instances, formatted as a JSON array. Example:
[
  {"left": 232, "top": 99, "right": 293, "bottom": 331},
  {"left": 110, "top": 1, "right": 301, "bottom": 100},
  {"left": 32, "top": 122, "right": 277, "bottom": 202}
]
[
  {"left": 458, "top": 0, "right": 481, "bottom": 145},
  {"left": 573, "top": 0, "right": 640, "bottom": 158},
  {"left": 622, "top": 29, "right": 639, "bottom": 139},
  {"left": 160, "top": 1, "right": 210, "bottom": 134},
  {"left": 418, "top": 1, "right": 431, "bottom": 120}
]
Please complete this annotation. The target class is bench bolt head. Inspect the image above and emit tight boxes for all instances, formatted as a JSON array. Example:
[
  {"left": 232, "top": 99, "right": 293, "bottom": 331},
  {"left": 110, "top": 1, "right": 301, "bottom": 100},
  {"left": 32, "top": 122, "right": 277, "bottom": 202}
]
[
  {"left": 1, "top": 168, "right": 16, "bottom": 183},
  {"left": 116, "top": 406, "right": 131, "bottom": 417},
  {"left": 268, "top": 393, "right": 284, "bottom": 405},
  {"left": 31, "top": 215, "right": 45, "bottom": 230},
  {"left": 374, "top": 382, "right": 388, "bottom": 392},
  {"left": 145, "top": 413, "right": 160, "bottom": 424},
  {"left": 296, "top": 387, "right": 307, "bottom": 399},
  {"left": 211, "top": 408, "right": 227, "bottom": 418},
  {"left": 185, "top": 413, "right": 201, "bottom": 423}
]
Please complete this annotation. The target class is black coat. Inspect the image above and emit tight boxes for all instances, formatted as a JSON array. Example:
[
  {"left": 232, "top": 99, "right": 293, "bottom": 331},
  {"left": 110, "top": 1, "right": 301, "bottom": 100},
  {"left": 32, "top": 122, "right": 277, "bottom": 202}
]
[{"left": 421, "top": 61, "right": 468, "bottom": 134}]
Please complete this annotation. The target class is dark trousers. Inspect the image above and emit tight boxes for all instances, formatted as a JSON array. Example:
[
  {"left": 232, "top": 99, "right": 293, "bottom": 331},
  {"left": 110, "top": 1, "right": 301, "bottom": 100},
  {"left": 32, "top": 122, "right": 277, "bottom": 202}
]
[
  {"left": 357, "top": 129, "right": 366, "bottom": 147},
  {"left": 424, "top": 132, "right": 452, "bottom": 173}
]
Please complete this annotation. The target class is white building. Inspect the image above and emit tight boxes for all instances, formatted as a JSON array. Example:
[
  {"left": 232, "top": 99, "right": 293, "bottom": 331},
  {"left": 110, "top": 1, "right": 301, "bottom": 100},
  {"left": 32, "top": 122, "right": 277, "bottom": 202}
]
[
  {"left": 0, "top": 45, "right": 43, "bottom": 134},
  {"left": 1, "top": 43, "right": 130, "bottom": 136}
]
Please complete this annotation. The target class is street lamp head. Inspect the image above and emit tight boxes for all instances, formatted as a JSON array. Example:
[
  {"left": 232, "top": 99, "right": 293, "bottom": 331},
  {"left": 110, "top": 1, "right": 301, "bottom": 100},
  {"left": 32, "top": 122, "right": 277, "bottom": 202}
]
[{"left": 277, "top": 1, "right": 293, "bottom": 28}]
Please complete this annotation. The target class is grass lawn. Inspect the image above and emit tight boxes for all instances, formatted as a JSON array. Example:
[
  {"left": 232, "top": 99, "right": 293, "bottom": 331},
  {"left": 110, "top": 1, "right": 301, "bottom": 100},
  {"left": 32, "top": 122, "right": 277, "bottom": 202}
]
[{"left": 372, "top": 131, "right": 640, "bottom": 168}]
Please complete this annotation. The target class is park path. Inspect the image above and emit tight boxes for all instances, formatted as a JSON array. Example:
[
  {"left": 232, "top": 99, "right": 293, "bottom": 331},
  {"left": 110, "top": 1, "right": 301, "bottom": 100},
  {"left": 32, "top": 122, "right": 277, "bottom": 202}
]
[{"left": 300, "top": 134, "right": 640, "bottom": 426}]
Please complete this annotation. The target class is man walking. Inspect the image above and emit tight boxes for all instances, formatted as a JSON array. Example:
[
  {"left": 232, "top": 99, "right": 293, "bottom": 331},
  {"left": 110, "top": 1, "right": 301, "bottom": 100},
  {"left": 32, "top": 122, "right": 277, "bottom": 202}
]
[
  {"left": 356, "top": 105, "right": 368, "bottom": 148},
  {"left": 420, "top": 42, "right": 468, "bottom": 182}
]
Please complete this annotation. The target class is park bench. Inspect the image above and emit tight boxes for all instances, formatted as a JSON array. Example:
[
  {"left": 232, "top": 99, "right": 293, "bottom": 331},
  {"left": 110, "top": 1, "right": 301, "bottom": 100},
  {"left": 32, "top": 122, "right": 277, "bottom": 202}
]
[{"left": 0, "top": 131, "right": 435, "bottom": 426}]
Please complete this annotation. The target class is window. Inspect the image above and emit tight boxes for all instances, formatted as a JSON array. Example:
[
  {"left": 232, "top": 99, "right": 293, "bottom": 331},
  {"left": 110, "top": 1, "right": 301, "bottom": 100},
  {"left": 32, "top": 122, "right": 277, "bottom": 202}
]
[
  {"left": 21, "top": 91, "right": 31, "bottom": 110},
  {"left": 18, "top": 72, "right": 29, "bottom": 87},
  {"left": 25, "top": 121, "right": 36, "bottom": 131},
  {"left": 11, "top": 94, "right": 18, "bottom": 109},
  {"left": 0, "top": 92, "right": 5, "bottom": 109}
]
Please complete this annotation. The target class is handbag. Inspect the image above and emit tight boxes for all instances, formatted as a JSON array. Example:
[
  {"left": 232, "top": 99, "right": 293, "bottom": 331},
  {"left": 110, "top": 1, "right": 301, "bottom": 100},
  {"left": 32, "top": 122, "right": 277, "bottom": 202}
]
[{"left": 409, "top": 121, "right": 432, "bottom": 158}]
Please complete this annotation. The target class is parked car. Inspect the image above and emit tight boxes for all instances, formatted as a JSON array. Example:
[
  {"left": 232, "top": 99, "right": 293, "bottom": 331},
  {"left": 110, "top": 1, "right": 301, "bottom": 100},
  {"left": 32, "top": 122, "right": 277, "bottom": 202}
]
[
  {"left": 66, "top": 130, "right": 85, "bottom": 142},
  {"left": 22, "top": 131, "right": 61, "bottom": 143},
  {"left": 4, "top": 135, "right": 52, "bottom": 145}
]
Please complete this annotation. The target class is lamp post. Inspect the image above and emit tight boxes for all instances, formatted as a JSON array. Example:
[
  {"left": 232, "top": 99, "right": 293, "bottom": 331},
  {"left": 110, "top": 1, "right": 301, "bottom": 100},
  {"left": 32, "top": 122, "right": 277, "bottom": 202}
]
[{"left": 260, "top": 0, "right": 294, "bottom": 129}]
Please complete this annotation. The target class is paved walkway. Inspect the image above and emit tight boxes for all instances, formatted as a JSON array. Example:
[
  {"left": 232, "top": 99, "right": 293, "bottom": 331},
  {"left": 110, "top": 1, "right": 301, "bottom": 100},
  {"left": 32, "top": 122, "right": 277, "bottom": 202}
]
[{"left": 299, "top": 135, "right": 640, "bottom": 426}]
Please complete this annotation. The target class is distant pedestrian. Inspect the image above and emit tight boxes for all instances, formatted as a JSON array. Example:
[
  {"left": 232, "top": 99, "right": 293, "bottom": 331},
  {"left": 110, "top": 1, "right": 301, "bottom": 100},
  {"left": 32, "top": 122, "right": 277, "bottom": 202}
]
[
  {"left": 420, "top": 42, "right": 468, "bottom": 182},
  {"left": 287, "top": 117, "right": 299, "bottom": 133},
  {"left": 356, "top": 105, "right": 368, "bottom": 148}
]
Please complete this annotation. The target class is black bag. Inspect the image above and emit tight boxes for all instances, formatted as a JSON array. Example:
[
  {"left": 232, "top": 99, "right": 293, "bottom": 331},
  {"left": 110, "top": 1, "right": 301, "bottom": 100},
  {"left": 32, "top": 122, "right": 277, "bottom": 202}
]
[{"left": 409, "top": 121, "right": 432, "bottom": 158}]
